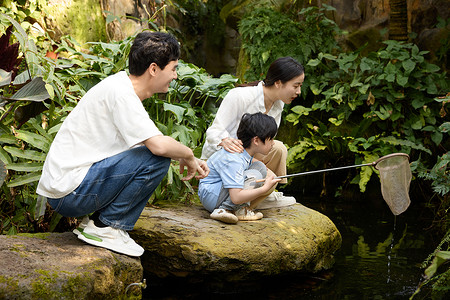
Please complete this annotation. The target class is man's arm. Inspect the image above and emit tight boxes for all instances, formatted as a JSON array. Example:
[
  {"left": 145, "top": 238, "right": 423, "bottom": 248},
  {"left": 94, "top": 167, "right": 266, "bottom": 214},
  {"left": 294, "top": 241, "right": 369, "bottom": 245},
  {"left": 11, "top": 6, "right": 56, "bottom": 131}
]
[{"left": 144, "top": 135, "right": 209, "bottom": 180}]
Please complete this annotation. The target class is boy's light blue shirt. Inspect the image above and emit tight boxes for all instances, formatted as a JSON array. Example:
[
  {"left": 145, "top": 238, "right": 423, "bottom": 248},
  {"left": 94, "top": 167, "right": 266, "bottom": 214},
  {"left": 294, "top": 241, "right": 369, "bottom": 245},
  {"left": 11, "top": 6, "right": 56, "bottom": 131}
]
[{"left": 198, "top": 148, "right": 252, "bottom": 212}]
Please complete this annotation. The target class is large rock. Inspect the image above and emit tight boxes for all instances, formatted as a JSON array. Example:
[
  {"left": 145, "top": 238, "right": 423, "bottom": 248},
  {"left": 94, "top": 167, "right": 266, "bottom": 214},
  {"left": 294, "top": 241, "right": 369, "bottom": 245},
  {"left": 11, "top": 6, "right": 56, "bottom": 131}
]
[
  {"left": 0, "top": 232, "right": 143, "bottom": 299},
  {"left": 132, "top": 203, "right": 341, "bottom": 285}
]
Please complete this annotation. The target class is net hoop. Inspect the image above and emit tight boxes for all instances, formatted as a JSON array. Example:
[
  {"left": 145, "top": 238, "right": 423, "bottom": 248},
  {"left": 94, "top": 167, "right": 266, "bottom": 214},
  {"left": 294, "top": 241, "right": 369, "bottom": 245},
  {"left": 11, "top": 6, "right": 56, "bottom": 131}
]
[{"left": 373, "top": 153, "right": 410, "bottom": 170}]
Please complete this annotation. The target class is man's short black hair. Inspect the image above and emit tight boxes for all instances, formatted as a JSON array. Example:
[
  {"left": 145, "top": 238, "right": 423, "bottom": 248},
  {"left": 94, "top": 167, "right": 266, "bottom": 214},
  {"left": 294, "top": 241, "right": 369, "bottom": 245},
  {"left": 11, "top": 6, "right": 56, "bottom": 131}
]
[
  {"left": 128, "top": 31, "right": 180, "bottom": 76},
  {"left": 237, "top": 113, "right": 278, "bottom": 149}
]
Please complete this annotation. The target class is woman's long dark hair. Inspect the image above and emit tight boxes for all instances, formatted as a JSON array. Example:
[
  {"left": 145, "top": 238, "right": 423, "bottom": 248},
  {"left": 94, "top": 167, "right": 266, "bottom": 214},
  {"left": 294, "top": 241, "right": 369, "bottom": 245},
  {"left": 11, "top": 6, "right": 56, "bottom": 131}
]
[
  {"left": 238, "top": 57, "right": 304, "bottom": 87},
  {"left": 263, "top": 57, "right": 304, "bottom": 86}
]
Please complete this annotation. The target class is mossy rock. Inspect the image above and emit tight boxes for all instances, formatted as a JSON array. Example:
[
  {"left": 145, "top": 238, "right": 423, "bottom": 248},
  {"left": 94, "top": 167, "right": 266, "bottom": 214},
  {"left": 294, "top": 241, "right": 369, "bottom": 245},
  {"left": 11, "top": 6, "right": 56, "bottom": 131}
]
[
  {"left": 132, "top": 203, "right": 342, "bottom": 285},
  {"left": 45, "top": 0, "right": 108, "bottom": 46},
  {"left": 0, "top": 232, "right": 143, "bottom": 299}
]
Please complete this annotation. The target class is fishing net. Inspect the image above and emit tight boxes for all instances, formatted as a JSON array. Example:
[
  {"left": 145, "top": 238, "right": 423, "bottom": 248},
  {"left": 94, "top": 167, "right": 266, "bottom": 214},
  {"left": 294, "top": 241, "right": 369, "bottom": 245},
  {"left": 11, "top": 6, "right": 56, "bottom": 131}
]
[{"left": 374, "top": 153, "right": 412, "bottom": 215}]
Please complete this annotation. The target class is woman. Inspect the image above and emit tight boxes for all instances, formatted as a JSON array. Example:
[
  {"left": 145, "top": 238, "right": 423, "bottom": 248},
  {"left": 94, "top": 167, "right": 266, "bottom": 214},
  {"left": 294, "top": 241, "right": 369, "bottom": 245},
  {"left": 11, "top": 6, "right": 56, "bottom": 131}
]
[{"left": 201, "top": 57, "right": 305, "bottom": 209}]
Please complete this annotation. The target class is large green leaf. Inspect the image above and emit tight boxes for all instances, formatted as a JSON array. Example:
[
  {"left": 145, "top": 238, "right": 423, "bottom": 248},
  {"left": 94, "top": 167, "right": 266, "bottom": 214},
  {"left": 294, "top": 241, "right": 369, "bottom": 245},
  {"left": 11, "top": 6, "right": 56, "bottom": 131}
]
[
  {"left": 0, "top": 147, "right": 12, "bottom": 164},
  {"left": 3, "top": 146, "right": 46, "bottom": 161},
  {"left": 5, "top": 14, "right": 40, "bottom": 75},
  {"left": 6, "top": 162, "right": 43, "bottom": 172},
  {"left": 15, "top": 129, "right": 51, "bottom": 152},
  {"left": 7, "top": 77, "right": 50, "bottom": 102},
  {"left": 163, "top": 103, "right": 186, "bottom": 123},
  {"left": 0, "top": 134, "right": 18, "bottom": 145},
  {"left": 7, "top": 171, "right": 41, "bottom": 187},
  {"left": 380, "top": 136, "right": 432, "bottom": 154},
  {"left": 0, "top": 69, "right": 12, "bottom": 87},
  {"left": 425, "top": 251, "right": 450, "bottom": 279},
  {"left": 0, "top": 160, "right": 6, "bottom": 185}
]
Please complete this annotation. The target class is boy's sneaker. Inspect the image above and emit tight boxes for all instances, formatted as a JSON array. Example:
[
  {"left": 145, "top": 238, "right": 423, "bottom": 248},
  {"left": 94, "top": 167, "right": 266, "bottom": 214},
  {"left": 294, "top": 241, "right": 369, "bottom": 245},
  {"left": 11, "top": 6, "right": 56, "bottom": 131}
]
[
  {"left": 235, "top": 207, "right": 263, "bottom": 221},
  {"left": 210, "top": 208, "right": 238, "bottom": 224},
  {"left": 257, "top": 191, "right": 297, "bottom": 210},
  {"left": 78, "top": 220, "right": 144, "bottom": 257},
  {"left": 73, "top": 216, "right": 90, "bottom": 236}
]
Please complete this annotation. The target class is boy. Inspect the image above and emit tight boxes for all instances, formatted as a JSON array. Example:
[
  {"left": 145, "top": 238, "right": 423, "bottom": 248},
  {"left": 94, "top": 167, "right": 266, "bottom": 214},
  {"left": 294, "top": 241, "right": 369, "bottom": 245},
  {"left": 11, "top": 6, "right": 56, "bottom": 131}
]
[
  {"left": 37, "top": 31, "right": 209, "bottom": 257},
  {"left": 198, "top": 112, "right": 281, "bottom": 224}
]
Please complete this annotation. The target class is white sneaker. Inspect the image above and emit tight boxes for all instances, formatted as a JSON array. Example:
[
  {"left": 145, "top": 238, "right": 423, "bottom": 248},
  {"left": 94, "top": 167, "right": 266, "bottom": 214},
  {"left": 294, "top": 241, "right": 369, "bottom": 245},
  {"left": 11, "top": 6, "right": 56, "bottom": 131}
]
[
  {"left": 257, "top": 191, "right": 297, "bottom": 210},
  {"left": 78, "top": 220, "right": 144, "bottom": 257},
  {"left": 73, "top": 216, "right": 90, "bottom": 236},
  {"left": 210, "top": 208, "right": 238, "bottom": 224},
  {"left": 235, "top": 207, "right": 263, "bottom": 221}
]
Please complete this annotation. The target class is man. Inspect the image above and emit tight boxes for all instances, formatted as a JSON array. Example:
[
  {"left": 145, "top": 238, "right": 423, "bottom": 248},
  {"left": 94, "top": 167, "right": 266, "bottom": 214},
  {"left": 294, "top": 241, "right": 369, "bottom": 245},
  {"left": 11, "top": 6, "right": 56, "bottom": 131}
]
[{"left": 37, "top": 31, "right": 209, "bottom": 257}]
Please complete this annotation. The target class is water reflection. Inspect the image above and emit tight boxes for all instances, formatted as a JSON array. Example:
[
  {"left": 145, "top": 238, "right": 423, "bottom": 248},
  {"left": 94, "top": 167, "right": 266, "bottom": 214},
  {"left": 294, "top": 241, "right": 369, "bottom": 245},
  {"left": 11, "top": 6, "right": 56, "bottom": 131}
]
[{"left": 143, "top": 192, "right": 435, "bottom": 300}]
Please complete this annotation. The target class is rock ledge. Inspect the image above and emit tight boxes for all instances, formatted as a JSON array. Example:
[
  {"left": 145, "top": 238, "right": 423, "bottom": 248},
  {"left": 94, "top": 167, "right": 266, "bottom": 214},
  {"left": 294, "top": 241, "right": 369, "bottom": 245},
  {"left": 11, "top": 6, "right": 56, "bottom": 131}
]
[
  {"left": 0, "top": 232, "right": 143, "bottom": 299},
  {"left": 133, "top": 203, "right": 342, "bottom": 283}
]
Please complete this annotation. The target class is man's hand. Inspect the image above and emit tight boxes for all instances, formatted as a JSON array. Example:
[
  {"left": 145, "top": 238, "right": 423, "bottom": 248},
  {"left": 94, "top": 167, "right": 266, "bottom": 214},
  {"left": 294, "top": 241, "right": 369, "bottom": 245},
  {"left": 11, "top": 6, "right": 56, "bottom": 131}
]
[
  {"left": 219, "top": 137, "right": 244, "bottom": 153},
  {"left": 179, "top": 157, "right": 209, "bottom": 181}
]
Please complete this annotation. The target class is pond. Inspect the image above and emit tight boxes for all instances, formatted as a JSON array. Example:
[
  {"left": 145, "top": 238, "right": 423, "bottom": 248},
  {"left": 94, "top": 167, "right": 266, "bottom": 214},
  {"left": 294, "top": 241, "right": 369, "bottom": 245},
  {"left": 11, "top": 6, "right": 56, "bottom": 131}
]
[{"left": 143, "top": 188, "right": 437, "bottom": 299}]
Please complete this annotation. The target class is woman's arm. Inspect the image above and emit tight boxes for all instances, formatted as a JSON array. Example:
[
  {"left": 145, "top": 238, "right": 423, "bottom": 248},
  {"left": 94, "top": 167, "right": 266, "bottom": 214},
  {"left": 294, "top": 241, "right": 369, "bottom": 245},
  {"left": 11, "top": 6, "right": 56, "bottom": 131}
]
[{"left": 204, "top": 88, "right": 246, "bottom": 151}]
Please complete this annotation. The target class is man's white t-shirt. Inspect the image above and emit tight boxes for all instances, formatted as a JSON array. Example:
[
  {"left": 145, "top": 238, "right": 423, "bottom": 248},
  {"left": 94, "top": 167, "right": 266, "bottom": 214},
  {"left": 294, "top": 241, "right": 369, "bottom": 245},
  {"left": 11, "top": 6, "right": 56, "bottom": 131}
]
[
  {"left": 37, "top": 71, "right": 162, "bottom": 198},
  {"left": 200, "top": 81, "right": 284, "bottom": 159}
]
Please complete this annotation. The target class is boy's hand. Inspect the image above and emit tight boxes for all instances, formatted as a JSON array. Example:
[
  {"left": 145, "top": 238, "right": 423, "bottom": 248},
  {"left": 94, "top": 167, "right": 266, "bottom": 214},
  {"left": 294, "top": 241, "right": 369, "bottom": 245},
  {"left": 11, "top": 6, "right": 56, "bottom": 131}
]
[
  {"left": 263, "top": 173, "right": 280, "bottom": 190},
  {"left": 179, "top": 157, "right": 210, "bottom": 181},
  {"left": 219, "top": 137, "right": 244, "bottom": 153}
]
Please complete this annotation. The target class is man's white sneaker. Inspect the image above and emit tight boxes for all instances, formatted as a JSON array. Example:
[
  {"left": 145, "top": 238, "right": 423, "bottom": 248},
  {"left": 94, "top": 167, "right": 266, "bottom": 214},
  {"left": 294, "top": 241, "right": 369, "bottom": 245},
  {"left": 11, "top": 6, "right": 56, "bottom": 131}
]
[
  {"left": 73, "top": 216, "right": 90, "bottom": 236},
  {"left": 78, "top": 220, "right": 144, "bottom": 257},
  {"left": 257, "top": 191, "right": 297, "bottom": 210},
  {"left": 210, "top": 208, "right": 238, "bottom": 224},
  {"left": 235, "top": 207, "right": 263, "bottom": 221}
]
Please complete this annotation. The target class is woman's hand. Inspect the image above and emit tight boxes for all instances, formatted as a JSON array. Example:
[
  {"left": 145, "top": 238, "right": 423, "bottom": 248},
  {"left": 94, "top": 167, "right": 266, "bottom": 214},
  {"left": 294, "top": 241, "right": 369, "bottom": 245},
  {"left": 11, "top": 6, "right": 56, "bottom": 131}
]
[{"left": 219, "top": 137, "right": 244, "bottom": 153}]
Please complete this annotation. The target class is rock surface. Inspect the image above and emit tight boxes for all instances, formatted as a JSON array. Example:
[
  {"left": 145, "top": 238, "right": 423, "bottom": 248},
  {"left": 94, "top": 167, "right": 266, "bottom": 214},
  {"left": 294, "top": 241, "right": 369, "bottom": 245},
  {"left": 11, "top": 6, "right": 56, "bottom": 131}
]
[
  {"left": 0, "top": 232, "right": 143, "bottom": 299},
  {"left": 132, "top": 203, "right": 341, "bottom": 284}
]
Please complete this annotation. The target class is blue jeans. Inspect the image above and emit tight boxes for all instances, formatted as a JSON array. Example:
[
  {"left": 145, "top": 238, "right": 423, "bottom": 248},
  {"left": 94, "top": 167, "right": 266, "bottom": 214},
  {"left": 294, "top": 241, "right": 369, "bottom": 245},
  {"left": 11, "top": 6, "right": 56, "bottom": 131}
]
[
  {"left": 217, "top": 161, "right": 267, "bottom": 211},
  {"left": 47, "top": 146, "right": 170, "bottom": 230}
]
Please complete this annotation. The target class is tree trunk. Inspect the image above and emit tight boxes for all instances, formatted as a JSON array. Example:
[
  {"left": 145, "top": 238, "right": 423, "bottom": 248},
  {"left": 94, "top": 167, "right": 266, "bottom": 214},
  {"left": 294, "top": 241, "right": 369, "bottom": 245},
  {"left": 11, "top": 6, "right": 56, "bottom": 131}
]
[{"left": 389, "top": 0, "right": 408, "bottom": 41}]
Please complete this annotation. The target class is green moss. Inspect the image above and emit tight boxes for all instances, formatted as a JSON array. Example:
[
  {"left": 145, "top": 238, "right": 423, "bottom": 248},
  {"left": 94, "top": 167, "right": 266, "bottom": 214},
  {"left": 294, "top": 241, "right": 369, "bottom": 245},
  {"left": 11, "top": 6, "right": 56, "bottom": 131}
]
[
  {"left": 62, "top": 272, "right": 93, "bottom": 296},
  {"left": 0, "top": 275, "right": 19, "bottom": 294},
  {"left": 17, "top": 232, "right": 51, "bottom": 240},
  {"left": 47, "top": 0, "right": 108, "bottom": 47},
  {"left": 31, "top": 269, "right": 61, "bottom": 299}
]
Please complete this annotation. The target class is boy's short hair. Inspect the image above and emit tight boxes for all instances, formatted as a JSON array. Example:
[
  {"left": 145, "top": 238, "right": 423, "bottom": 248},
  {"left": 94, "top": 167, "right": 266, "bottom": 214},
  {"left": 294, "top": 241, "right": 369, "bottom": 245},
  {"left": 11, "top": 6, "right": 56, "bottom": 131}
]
[
  {"left": 237, "top": 113, "right": 278, "bottom": 148},
  {"left": 129, "top": 31, "right": 180, "bottom": 76}
]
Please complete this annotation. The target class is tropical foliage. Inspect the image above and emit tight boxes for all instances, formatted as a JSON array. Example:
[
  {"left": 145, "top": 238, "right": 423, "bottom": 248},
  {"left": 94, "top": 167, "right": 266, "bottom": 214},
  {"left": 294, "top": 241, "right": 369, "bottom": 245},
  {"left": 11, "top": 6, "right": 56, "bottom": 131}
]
[
  {"left": 237, "top": 4, "right": 449, "bottom": 297},
  {"left": 238, "top": 4, "right": 449, "bottom": 198},
  {"left": 0, "top": 8, "right": 237, "bottom": 234},
  {"left": 238, "top": 4, "right": 340, "bottom": 82}
]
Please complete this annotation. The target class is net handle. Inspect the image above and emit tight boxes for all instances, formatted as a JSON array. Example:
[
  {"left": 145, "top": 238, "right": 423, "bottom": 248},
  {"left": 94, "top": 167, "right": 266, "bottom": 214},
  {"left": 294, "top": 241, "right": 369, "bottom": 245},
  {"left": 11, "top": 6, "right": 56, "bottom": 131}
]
[{"left": 255, "top": 153, "right": 410, "bottom": 182}]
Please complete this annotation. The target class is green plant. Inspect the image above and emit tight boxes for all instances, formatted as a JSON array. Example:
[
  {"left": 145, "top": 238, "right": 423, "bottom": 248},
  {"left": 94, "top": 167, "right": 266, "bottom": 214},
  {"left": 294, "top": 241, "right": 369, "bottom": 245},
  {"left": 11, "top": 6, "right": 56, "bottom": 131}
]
[
  {"left": 411, "top": 229, "right": 450, "bottom": 299},
  {"left": 286, "top": 40, "right": 448, "bottom": 194},
  {"left": 238, "top": 4, "right": 340, "bottom": 82},
  {"left": 1, "top": 10, "right": 237, "bottom": 232},
  {"left": 0, "top": 12, "right": 69, "bottom": 234}
]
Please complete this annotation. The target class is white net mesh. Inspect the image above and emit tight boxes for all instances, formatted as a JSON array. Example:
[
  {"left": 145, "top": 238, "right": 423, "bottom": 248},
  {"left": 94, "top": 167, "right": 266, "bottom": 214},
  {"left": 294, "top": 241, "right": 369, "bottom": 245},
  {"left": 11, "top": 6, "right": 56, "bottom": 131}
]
[{"left": 376, "top": 154, "right": 412, "bottom": 215}]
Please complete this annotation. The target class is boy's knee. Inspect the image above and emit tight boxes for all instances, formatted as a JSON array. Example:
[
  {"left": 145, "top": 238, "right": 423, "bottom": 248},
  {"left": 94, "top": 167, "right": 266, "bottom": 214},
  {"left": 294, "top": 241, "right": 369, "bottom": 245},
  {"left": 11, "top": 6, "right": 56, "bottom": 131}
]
[{"left": 248, "top": 161, "right": 267, "bottom": 177}]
